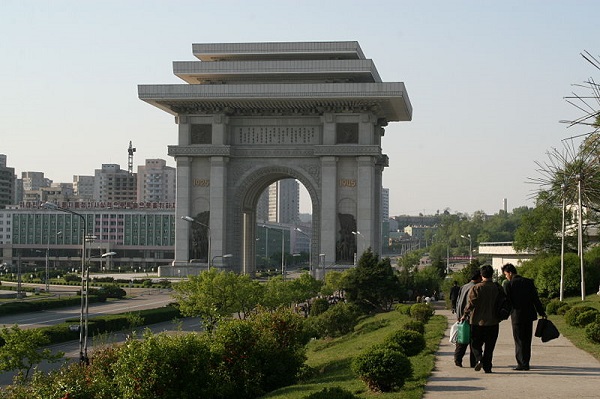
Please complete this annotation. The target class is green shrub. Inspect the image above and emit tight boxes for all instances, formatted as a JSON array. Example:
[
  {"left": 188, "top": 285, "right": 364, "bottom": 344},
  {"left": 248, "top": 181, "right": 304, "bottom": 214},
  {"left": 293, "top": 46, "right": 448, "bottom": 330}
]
[
  {"left": 394, "top": 303, "right": 412, "bottom": 315},
  {"left": 576, "top": 309, "right": 600, "bottom": 327},
  {"left": 303, "top": 387, "right": 359, "bottom": 399},
  {"left": 410, "top": 303, "right": 434, "bottom": 323},
  {"left": 585, "top": 321, "right": 600, "bottom": 343},
  {"left": 402, "top": 320, "right": 425, "bottom": 335},
  {"left": 384, "top": 329, "right": 426, "bottom": 356},
  {"left": 97, "top": 284, "right": 127, "bottom": 299},
  {"left": 211, "top": 309, "right": 308, "bottom": 398},
  {"left": 142, "top": 279, "right": 153, "bottom": 288},
  {"left": 564, "top": 306, "right": 597, "bottom": 327},
  {"left": 556, "top": 303, "right": 572, "bottom": 315},
  {"left": 546, "top": 299, "right": 563, "bottom": 315},
  {"left": 310, "top": 297, "right": 330, "bottom": 316},
  {"left": 110, "top": 332, "right": 214, "bottom": 399},
  {"left": 63, "top": 273, "right": 80, "bottom": 283},
  {"left": 308, "top": 302, "right": 362, "bottom": 338},
  {"left": 352, "top": 346, "right": 413, "bottom": 392}
]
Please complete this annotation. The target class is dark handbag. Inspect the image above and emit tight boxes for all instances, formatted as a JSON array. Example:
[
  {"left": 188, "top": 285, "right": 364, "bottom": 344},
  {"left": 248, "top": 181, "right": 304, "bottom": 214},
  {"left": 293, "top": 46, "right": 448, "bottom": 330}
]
[
  {"left": 535, "top": 318, "right": 560, "bottom": 342},
  {"left": 456, "top": 321, "right": 471, "bottom": 344}
]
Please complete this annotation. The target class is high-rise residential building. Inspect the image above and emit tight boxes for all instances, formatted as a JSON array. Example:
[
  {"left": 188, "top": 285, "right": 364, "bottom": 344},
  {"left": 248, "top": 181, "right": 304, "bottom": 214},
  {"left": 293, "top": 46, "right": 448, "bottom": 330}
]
[
  {"left": 382, "top": 187, "right": 390, "bottom": 221},
  {"left": 23, "top": 183, "right": 74, "bottom": 203},
  {"left": 21, "top": 171, "right": 50, "bottom": 191},
  {"left": 94, "top": 164, "right": 137, "bottom": 202},
  {"left": 73, "top": 175, "right": 95, "bottom": 201},
  {"left": 136, "top": 159, "right": 176, "bottom": 203},
  {"left": 256, "top": 190, "right": 269, "bottom": 222},
  {"left": 0, "top": 155, "right": 15, "bottom": 208},
  {"left": 268, "top": 179, "right": 299, "bottom": 224}
]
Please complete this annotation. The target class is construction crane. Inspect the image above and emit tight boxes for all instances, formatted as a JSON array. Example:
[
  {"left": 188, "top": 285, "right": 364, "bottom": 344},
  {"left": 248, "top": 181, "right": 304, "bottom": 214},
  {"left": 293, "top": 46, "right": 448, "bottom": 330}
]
[{"left": 128, "top": 141, "right": 136, "bottom": 174}]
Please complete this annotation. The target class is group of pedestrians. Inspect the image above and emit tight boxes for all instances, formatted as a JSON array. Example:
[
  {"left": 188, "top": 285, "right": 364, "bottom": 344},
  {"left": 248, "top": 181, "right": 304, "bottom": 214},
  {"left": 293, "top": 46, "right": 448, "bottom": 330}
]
[{"left": 452, "top": 263, "right": 546, "bottom": 373}]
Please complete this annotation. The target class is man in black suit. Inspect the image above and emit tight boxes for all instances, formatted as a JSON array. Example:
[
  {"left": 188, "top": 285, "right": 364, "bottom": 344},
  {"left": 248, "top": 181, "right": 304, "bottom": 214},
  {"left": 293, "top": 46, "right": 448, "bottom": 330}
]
[{"left": 501, "top": 263, "right": 547, "bottom": 371}]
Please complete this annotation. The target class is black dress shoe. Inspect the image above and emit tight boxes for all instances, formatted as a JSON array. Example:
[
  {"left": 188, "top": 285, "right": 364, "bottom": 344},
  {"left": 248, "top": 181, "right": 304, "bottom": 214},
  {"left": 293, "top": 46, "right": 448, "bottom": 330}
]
[
  {"left": 474, "top": 361, "right": 482, "bottom": 371},
  {"left": 454, "top": 361, "right": 463, "bottom": 367},
  {"left": 484, "top": 369, "right": 492, "bottom": 373},
  {"left": 513, "top": 366, "right": 529, "bottom": 371}
]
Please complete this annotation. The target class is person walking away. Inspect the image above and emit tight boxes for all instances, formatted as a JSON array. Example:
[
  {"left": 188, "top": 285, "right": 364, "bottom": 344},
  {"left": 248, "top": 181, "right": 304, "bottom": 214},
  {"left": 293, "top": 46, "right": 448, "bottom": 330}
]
[
  {"left": 462, "top": 265, "right": 500, "bottom": 373},
  {"left": 501, "top": 263, "right": 547, "bottom": 371},
  {"left": 449, "top": 281, "right": 460, "bottom": 314},
  {"left": 454, "top": 271, "right": 482, "bottom": 367}
]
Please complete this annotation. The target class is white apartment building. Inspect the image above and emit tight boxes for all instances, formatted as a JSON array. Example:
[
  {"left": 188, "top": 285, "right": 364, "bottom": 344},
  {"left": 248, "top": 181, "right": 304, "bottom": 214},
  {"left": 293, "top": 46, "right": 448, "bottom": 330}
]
[
  {"left": 73, "top": 175, "right": 95, "bottom": 200},
  {"left": 136, "top": 159, "right": 176, "bottom": 203}
]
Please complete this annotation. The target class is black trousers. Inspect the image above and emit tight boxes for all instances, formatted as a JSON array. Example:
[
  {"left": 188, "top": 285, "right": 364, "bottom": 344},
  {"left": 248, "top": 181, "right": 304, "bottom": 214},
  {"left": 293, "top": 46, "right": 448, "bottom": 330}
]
[
  {"left": 454, "top": 342, "right": 476, "bottom": 367},
  {"left": 512, "top": 320, "right": 534, "bottom": 367},
  {"left": 470, "top": 324, "right": 499, "bottom": 372}
]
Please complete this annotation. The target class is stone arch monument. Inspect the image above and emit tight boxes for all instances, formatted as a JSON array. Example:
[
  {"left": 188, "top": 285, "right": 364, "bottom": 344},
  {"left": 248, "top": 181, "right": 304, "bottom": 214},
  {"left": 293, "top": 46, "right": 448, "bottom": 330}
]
[{"left": 139, "top": 41, "right": 412, "bottom": 276}]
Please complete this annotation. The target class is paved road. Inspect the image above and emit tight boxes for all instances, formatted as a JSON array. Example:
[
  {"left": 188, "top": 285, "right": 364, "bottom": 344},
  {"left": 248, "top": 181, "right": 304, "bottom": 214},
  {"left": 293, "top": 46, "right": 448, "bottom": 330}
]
[
  {"left": 0, "top": 289, "right": 175, "bottom": 329},
  {"left": 424, "top": 305, "right": 600, "bottom": 399}
]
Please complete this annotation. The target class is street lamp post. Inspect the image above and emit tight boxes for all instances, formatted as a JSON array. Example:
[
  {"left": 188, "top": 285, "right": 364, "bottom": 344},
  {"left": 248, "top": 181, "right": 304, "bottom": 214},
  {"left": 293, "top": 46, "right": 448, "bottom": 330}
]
[
  {"left": 352, "top": 231, "right": 364, "bottom": 266},
  {"left": 460, "top": 234, "right": 472, "bottom": 263},
  {"left": 46, "top": 231, "right": 62, "bottom": 293},
  {"left": 182, "top": 216, "right": 211, "bottom": 270},
  {"left": 211, "top": 254, "right": 232, "bottom": 271},
  {"left": 42, "top": 202, "right": 88, "bottom": 364},
  {"left": 319, "top": 253, "right": 326, "bottom": 280},
  {"left": 295, "top": 228, "right": 312, "bottom": 273},
  {"left": 83, "top": 251, "right": 116, "bottom": 363}
]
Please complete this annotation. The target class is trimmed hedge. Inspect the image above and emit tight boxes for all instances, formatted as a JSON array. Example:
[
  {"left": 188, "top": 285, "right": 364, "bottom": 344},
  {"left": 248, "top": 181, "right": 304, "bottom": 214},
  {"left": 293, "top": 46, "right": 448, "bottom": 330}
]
[
  {"left": 303, "top": 387, "right": 359, "bottom": 399},
  {"left": 0, "top": 295, "right": 108, "bottom": 316},
  {"left": 564, "top": 306, "right": 597, "bottom": 327},
  {"left": 39, "top": 305, "right": 182, "bottom": 345}
]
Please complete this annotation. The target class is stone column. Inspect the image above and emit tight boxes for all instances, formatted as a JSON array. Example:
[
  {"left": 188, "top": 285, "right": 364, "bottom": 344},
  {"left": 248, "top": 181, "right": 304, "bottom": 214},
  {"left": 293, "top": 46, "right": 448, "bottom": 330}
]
[
  {"left": 320, "top": 156, "right": 337, "bottom": 274},
  {"left": 357, "top": 156, "right": 375, "bottom": 255},
  {"left": 174, "top": 156, "right": 192, "bottom": 266},
  {"left": 209, "top": 156, "right": 228, "bottom": 263}
]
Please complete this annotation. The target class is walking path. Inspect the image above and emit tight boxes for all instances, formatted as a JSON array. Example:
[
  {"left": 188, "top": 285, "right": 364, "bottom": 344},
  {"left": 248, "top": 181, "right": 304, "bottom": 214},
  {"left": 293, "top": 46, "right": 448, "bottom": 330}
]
[{"left": 424, "top": 306, "right": 600, "bottom": 399}]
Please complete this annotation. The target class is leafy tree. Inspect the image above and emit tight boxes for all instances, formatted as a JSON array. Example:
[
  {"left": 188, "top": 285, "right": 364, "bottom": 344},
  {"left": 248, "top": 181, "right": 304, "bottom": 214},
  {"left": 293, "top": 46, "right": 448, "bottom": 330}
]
[
  {"left": 173, "top": 269, "right": 245, "bottom": 332},
  {"left": 260, "top": 276, "right": 296, "bottom": 310},
  {"left": 287, "top": 273, "right": 323, "bottom": 304},
  {"left": 412, "top": 266, "right": 443, "bottom": 297},
  {"left": 321, "top": 270, "right": 344, "bottom": 296},
  {"left": 342, "top": 249, "right": 402, "bottom": 311},
  {"left": 513, "top": 199, "right": 566, "bottom": 254},
  {"left": 0, "top": 325, "right": 64, "bottom": 379}
]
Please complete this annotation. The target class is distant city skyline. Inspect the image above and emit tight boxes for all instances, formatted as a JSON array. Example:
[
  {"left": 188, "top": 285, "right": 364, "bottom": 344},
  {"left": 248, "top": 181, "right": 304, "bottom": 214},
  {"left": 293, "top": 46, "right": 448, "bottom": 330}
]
[{"left": 2, "top": 1, "right": 598, "bottom": 216}]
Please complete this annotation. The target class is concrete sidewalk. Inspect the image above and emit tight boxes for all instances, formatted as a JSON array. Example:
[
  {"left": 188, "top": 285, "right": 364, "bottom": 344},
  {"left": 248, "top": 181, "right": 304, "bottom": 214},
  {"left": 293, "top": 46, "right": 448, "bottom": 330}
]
[{"left": 424, "top": 306, "right": 600, "bottom": 399}]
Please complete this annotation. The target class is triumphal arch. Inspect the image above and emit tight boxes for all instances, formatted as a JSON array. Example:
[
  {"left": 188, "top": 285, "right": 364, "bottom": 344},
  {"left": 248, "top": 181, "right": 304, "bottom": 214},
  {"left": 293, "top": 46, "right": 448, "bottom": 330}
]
[{"left": 139, "top": 41, "right": 412, "bottom": 276}]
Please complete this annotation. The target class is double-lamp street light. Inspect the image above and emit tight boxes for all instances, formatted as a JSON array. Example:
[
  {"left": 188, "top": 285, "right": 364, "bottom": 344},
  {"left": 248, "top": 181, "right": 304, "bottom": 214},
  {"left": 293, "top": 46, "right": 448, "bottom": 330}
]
[
  {"left": 42, "top": 202, "right": 116, "bottom": 364},
  {"left": 460, "top": 234, "right": 473, "bottom": 263}
]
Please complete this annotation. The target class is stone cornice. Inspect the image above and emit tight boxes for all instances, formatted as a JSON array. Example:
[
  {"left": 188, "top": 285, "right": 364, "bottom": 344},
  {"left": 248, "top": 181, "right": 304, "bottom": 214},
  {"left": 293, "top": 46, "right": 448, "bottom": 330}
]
[
  {"left": 168, "top": 144, "right": 382, "bottom": 158},
  {"left": 138, "top": 82, "right": 411, "bottom": 121}
]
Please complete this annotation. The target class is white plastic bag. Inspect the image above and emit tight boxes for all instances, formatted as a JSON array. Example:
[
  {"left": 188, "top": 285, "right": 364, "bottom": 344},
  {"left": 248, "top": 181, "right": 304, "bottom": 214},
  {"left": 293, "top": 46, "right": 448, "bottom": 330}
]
[{"left": 449, "top": 321, "right": 459, "bottom": 343}]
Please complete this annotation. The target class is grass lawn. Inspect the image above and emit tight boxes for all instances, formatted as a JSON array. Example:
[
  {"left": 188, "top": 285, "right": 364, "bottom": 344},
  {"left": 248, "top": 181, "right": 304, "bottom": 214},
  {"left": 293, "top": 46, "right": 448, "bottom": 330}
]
[
  {"left": 548, "top": 293, "right": 600, "bottom": 361},
  {"left": 261, "top": 309, "right": 447, "bottom": 399}
]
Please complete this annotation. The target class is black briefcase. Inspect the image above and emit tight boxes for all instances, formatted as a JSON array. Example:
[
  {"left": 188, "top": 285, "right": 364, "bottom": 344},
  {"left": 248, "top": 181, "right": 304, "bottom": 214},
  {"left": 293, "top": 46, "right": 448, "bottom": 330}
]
[{"left": 535, "top": 318, "right": 560, "bottom": 342}]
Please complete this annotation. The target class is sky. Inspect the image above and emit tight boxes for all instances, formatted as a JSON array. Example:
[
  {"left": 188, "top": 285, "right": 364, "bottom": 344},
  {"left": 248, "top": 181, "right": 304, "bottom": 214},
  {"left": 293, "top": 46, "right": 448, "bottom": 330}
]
[{"left": 1, "top": 0, "right": 599, "bottom": 216}]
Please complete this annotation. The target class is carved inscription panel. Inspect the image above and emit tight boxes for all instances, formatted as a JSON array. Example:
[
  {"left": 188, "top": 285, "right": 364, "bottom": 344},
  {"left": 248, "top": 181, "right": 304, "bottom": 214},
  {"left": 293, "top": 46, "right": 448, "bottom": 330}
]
[{"left": 233, "top": 126, "right": 318, "bottom": 145}]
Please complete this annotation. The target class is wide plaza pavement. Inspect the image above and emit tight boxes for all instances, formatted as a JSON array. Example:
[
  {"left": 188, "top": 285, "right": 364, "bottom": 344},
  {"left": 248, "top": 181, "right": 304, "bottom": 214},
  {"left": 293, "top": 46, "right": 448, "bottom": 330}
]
[{"left": 424, "top": 305, "right": 600, "bottom": 399}]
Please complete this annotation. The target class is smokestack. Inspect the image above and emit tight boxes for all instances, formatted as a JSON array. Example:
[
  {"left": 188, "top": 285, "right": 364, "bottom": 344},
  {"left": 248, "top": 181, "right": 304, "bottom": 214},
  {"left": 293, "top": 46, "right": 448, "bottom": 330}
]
[{"left": 503, "top": 198, "right": 507, "bottom": 213}]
